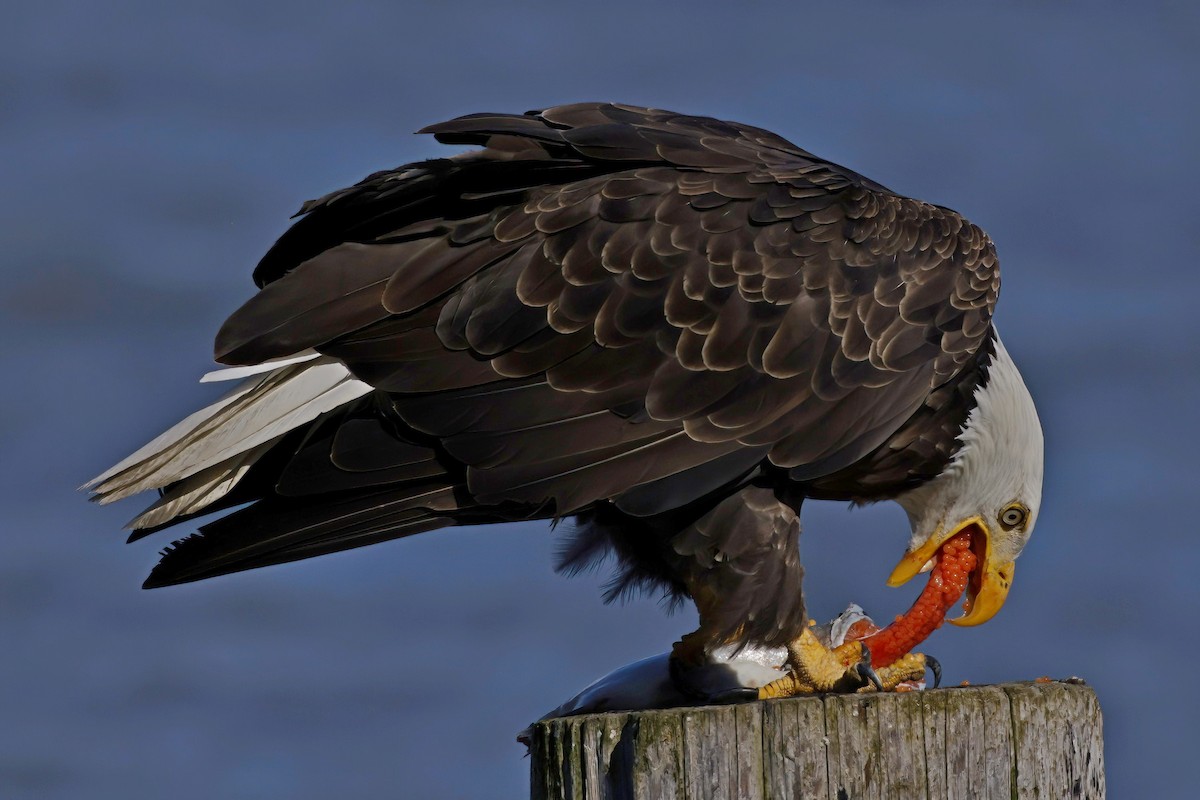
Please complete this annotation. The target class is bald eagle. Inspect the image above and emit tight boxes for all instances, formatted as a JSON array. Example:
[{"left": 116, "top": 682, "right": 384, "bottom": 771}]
[{"left": 88, "top": 104, "right": 1042, "bottom": 697}]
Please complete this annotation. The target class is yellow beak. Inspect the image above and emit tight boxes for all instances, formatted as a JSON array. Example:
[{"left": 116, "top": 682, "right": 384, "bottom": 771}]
[{"left": 886, "top": 516, "right": 1015, "bottom": 627}]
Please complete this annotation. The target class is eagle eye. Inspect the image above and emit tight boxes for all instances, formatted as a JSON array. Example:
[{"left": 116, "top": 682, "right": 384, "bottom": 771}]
[{"left": 999, "top": 504, "right": 1028, "bottom": 531}]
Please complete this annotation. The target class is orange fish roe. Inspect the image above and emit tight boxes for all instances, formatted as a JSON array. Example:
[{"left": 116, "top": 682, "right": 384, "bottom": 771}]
[{"left": 854, "top": 529, "right": 977, "bottom": 669}]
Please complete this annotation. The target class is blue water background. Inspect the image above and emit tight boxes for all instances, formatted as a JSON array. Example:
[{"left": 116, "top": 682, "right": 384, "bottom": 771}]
[{"left": 2, "top": 2, "right": 1196, "bottom": 796}]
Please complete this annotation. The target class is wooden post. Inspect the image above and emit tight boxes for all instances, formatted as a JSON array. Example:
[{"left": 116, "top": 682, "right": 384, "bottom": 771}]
[{"left": 529, "top": 680, "right": 1104, "bottom": 799}]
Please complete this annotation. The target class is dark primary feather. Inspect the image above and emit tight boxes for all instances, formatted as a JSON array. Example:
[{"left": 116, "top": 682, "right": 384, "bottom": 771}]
[{"left": 145, "top": 104, "right": 999, "bottom": 647}]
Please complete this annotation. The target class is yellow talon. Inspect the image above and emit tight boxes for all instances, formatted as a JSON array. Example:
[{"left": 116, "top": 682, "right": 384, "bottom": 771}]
[
  {"left": 858, "top": 652, "right": 928, "bottom": 693},
  {"left": 758, "top": 672, "right": 813, "bottom": 699},
  {"left": 757, "top": 628, "right": 873, "bottom": 698},
  {"left": 757, "top": 629, "right": 933, "bottom": 699}
]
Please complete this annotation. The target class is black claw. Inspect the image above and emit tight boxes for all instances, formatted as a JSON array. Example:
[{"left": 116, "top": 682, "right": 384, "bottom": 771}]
[
  {"left": 709, "top": 687, "right": 760, "bottom": 705},
  {"left": 851, "top": 642, "right": 883, "bottom": 691},
  {"left": 925, "top": 655, "right": 942, "bottom": 689},
  {"left": 856, "top": 662, "right": 884, "bottom": 692}
]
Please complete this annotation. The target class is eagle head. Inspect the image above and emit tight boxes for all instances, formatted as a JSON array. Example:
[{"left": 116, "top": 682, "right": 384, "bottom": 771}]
[{"left": 889, "top": 336, "right": 1044, "bottom": 627}]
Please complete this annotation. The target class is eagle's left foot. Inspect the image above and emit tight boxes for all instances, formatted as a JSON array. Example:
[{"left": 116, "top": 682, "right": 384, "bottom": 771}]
[
  {"left": 668, "top": 629, "right": 760, "bottom": 704},
  {"left": 757, "top": 627, "right": 935, "bottom": 698},
  {"left": 668, "top": 656, "right": 759, "bottom": 704}
]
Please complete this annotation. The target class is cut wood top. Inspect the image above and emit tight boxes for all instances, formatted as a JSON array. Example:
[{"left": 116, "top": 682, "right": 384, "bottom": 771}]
[{"left": 529, "top": 680, "right": 1104, "bottom": 800}]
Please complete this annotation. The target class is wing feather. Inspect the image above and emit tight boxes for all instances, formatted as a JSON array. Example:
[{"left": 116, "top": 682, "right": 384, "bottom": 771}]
[
  {"left": 120, "top": 103, "right": 1001, "bottom": 586},
  {"left": 249, "top": 105, "right": 997, "bottom": 511}
]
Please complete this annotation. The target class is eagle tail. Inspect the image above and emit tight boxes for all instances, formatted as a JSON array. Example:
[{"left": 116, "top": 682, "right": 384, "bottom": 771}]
[
  {"left": 86, "top": 355, "right": 474, "bottom": 588},
  {"left": 141, "top": 483, "right": 460, "bottom": 589},
  {"left": 84, "top": 354, "right": 374, "bottom": 520}
]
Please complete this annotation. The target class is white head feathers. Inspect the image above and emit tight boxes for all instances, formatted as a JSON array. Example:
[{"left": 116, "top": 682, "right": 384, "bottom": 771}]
[{"left": 896, "top": 335, "right": 1044, "bottom": 563}]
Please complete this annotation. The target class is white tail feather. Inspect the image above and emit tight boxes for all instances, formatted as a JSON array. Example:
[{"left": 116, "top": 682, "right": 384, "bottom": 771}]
[
  {"left": 84, "top": 380, "right": 259, "bottom": 490},
  {"left": 200, "top": 350, "right": 321, "bottom": 383},
  {"left": 124, "top": 438, "right": 280, "bottom": 530},
  {"left": 87, "top": 357, "right": 372, "bottom": 511}
]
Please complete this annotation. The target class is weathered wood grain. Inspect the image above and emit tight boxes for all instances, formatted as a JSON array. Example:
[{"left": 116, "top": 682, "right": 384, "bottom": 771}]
[
  {"left": 530, "top": 681, "right": 1104, "bottom": 800},
  {"left": 761, "top": 688, "right": 828, "bottom": 798},
  {"left": 921, "top": 684, "right": 1014, "bottom": 799},
  {"left": 1005, "top": 682, "right": 1105, "bottom": 799}
]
